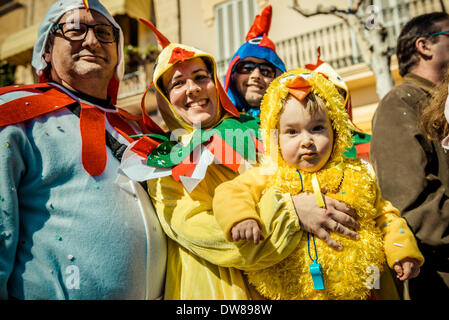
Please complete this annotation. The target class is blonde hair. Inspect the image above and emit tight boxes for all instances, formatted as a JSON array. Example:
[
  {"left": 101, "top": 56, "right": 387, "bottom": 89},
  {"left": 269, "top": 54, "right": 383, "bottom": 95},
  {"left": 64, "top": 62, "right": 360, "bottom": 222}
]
[
  {"left": 285, "top": 91, "right": 328, "bottom": 118},
  {"left": 419, "top": 68, "right": 449, "bottom": 141}
]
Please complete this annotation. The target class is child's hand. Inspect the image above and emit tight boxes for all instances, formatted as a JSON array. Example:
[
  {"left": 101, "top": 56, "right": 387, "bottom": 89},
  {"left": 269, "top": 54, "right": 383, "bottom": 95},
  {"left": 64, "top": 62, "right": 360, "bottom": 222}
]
[
  {"left": 231, "top": 219, "right": 264, "bottom": 245},
  {"left": 393, "top": 258, "right": 420, "bottom": 281}
]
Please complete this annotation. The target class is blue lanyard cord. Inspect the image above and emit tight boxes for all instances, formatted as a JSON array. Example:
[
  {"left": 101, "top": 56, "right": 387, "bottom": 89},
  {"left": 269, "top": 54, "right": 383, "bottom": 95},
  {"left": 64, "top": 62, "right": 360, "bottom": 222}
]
[
  {"left": 296, "top": 170, "right": 304, "bottom": 192},
  {"left": 307, "top": 232, "right": 319, "bottom": 263},
  {"left": 298, "top": 171, "right": 318, "bottom": 262}
]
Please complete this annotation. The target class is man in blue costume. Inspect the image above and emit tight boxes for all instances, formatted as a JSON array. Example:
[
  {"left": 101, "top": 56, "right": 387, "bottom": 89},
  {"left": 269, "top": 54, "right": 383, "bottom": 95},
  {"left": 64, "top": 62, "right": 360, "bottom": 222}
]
[{"left": 224, "top": 5, "right": 286, "bottom": 117}]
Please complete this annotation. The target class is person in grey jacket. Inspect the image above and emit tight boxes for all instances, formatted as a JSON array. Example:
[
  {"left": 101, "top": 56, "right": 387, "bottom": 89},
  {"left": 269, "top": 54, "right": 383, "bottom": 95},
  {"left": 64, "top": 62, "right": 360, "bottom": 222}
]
[
  {"left": 0, "top": 0, "right": 166, "bottom": 299},
  {"left": 371, "top": 12, "right": 449, "bottom": 299}
]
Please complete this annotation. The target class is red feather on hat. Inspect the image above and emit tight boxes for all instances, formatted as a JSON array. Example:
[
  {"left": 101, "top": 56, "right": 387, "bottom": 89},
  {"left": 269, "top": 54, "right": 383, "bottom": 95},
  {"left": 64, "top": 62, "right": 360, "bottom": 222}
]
[
  {"left": 305, "top": 47, "right": 325, "bottom": 71},
  {"left": 246, "top": 5, "right": 272, "bottom": 41}
]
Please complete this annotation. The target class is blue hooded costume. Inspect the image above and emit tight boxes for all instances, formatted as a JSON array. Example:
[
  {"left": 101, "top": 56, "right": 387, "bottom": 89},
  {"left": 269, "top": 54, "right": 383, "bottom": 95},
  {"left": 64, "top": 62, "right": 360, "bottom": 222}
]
[{"left": 224, "top": 5, "right": 286, "bottom": 116}]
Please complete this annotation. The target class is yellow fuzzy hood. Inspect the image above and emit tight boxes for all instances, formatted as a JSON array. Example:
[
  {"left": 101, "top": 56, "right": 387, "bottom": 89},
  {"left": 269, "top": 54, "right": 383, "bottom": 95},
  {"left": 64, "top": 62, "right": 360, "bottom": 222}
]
[
  {"left": 259, "top": 68, "right": 356, "bottom": 193},
  {"left": 139, "top": 18, "right": 240, "bottom": 133}
]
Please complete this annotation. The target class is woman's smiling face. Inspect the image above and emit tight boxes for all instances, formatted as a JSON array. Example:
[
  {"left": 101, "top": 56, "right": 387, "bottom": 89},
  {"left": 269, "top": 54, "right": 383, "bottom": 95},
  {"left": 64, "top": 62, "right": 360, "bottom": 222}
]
[{"left": 162, "top": 57, "right": 219, "bottom": 129}]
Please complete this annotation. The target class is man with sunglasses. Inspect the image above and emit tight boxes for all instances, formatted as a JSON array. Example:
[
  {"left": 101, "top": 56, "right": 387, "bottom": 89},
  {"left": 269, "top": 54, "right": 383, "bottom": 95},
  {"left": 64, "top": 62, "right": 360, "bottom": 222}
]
[
  {"left": 371, "top": 12, "right": 449, "bottom": 299},
  {"left": 0, "top": 0, "right": 166, "bottom": 299},
  {"left": 224, "top": 5, "right": 286, "bottom": 117}
]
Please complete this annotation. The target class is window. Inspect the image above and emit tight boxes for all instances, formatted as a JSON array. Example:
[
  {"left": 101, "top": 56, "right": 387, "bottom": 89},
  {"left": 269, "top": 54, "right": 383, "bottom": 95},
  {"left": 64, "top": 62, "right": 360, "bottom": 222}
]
[
  {"left": 373, "top": 0, "right": 412, "bottom": 47},
  {"left": 215, "top": 0, "right": 258, "bottom": 62},
  {"left": 348, "top": 0, "right": 412, "bottom": 62},
  {"left": 0, "top": 0, "right": 13, "bottom": 6}
]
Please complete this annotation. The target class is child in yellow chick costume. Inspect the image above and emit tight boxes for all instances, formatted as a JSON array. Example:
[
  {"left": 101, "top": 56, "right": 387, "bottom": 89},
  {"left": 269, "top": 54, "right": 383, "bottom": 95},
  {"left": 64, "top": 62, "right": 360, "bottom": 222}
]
[{"left": 213, "top": 69, "right": 424, "bottom": 300}]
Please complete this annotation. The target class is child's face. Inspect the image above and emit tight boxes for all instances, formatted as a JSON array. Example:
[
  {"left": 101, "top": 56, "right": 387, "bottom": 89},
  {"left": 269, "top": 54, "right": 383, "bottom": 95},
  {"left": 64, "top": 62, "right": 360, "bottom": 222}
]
[{"left": 278, "top": 97, "right": 334, "bottom": 172}]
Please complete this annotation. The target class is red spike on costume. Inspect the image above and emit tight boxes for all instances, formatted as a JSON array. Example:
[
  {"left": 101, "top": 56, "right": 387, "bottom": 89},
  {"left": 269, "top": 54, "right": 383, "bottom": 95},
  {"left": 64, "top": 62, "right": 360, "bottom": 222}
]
[
  {"left": 80, "top": 103, "right": 107, "bottom": 176},
  {"left": 305, "top": 46, "right": 325, "bottom": 71},
  {"left": 169, "top": 47, "right": 195, "bottom": 64},
  {"left": 224, "top": 55, "right": 240, "bottom": 91},
  {"left": 107, "top": 77, "right": 119, "bottom": 105},
  {"left": 139, "top": 18, "right": 171, "bottom": 49},
  {"left": 139, "top": 82, "right": 166, "bottom": 134},
  {"left": 259, "top": 34, "right": 276, "bottom": 51},
  {"left": 246, "top": 5, "right": 272, "bottom": 41},
  {"left": 217, "top": 80, "right": 240, "bottom": 118},
  {"left": 38, "top": 72, "right": 49, "bottom": 83}
]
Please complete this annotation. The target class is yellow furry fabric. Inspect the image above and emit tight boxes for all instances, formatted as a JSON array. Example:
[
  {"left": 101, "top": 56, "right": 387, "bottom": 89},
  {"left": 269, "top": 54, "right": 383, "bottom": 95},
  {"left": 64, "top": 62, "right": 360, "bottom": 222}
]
[
  {"left": 246, "top": 158, "right": 386, "bottom": 300},
  {"left": 247, "top": 69, "right": 385, "bottom": 299}
]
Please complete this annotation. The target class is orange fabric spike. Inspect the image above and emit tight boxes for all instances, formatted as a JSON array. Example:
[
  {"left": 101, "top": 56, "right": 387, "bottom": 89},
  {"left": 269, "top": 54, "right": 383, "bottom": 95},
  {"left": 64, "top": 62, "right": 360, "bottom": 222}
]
[
  {"left": 139, "top": 82, "right": 166, "bottom": 134},
  {"left": 305, "top": 46, "right": 324, "bottom": 71},
  {"left": 139, "top": 18, "right": 171, "bottom": 49},
  {"left": 286, "top": 76, "right": 312, "bottom": 101},
  {"left": 80, "top": 103, "right": 107, "bottom": 176},
  {"left": 246, "top": 4, "right": 272, "bottom": 41},
  {"left": 259, "top": 33, "right": 276, "bottom": 51}
]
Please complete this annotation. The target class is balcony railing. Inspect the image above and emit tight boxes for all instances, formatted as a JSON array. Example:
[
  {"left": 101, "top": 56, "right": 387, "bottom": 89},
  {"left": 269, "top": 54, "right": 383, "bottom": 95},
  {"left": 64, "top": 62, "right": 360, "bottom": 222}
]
[
  {"left": 117, "top": 66, "right": 148, "bottom": 100},
  {"left": 216, "top": 0, "right": 444, "bottom": 81},
  {"left": 118, "top": 0, "right": 444, "bottom": 98}
]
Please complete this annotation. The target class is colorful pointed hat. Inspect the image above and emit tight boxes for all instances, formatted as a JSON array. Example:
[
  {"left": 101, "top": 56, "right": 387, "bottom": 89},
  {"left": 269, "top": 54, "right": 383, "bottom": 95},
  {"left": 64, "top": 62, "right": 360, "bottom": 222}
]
[
  {"left": 139, "top": 18, "right": 240, "bottom": 133},
  {"left": 224, "top": 5, "right": 286, "bottom": 112}
]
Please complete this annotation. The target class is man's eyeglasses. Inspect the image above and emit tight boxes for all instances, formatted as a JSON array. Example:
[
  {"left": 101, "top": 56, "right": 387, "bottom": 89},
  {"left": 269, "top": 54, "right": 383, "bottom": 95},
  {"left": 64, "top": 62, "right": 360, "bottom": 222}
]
[
  {"left": 51, "top": 22, "right": 118, "bottom": 43},
  {"left": 429, "top": 30, "right": 449, "bottom": 37},
  {"left": 235, "top": 61, "right": 276, "bottom": 78}
]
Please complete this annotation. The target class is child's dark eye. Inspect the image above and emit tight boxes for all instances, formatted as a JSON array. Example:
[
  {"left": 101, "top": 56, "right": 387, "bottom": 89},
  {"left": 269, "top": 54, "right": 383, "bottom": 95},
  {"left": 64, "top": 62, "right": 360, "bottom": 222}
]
[
  {"left": 287, "top": 129, "right": 297, "bottom": 135},
  {"left": 312, "top": 125, "right": 325, "bottom": 132}
]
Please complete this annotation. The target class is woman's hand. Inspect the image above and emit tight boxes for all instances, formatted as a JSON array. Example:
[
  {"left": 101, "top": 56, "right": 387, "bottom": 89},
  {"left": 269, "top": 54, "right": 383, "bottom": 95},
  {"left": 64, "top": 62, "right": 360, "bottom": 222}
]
[{"left": 291, "top": 193, "right": 361, "bottom": 250}]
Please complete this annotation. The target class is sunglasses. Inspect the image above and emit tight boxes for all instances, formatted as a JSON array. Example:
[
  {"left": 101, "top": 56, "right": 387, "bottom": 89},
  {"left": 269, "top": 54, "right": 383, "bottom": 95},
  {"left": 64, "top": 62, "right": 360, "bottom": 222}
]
[{"left": 235, "top": 61, "right": 276, "bottom": 78}]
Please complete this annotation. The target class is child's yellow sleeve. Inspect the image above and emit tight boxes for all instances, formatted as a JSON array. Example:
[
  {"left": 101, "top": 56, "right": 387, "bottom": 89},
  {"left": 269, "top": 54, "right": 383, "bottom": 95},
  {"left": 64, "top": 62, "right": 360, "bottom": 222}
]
[
  {"left": 213, "top": 167, "right": 271, "bottom": 241},
  {"left": 149, "top": 165, "right": 302, "bottom": 271}
]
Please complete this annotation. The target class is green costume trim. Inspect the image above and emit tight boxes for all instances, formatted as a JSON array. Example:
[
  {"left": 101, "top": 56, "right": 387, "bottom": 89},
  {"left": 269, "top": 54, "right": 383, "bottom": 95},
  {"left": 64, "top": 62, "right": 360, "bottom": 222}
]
[{"left": 146, "top": 115, "right": 261, "bottom": 168}]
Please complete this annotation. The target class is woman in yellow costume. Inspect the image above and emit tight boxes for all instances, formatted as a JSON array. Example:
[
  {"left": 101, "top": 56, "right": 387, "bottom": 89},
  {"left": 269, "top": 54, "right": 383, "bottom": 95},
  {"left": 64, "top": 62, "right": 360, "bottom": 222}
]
[
  {"left": 117, "top": 18, "right": 319, "bottom": 300},
  {"left": 213, "top": 69, "right": 424, "bottom": 299}
]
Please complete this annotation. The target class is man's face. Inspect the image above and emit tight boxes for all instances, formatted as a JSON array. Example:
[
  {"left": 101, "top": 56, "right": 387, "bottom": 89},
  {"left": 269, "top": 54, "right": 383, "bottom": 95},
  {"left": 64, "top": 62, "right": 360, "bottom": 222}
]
[
  {"left": 233, "top": 57, "right": 276, "bottom": 108},
  {"left": 44, "top": 9, "right": 118, "bottom": 88}
]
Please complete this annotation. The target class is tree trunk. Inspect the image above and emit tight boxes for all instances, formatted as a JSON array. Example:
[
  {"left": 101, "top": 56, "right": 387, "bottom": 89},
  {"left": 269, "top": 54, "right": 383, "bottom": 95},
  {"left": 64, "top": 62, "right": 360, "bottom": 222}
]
[
  {"left": 347, "top": 15, "right": 394, "bottom": 99},
  {"left": 370, "top": 52, "right": 394, "bottom": 99}
]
